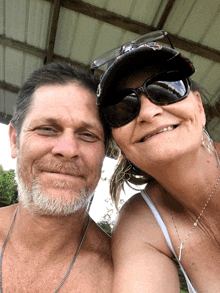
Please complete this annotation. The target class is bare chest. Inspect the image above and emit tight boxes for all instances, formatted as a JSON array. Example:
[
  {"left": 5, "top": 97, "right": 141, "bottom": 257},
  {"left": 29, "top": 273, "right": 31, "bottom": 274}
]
[
  {"left": 1, "top": 249, "right": 112, "bottom": 293},
  {"left": 165, "top": 213, "right": 220, "bottom": 292}
]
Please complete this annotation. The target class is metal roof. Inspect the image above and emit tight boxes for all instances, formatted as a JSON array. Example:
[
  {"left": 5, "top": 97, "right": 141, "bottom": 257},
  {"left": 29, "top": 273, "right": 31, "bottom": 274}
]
[{"left": 0, "top": 0, "right": 220, "bottom": 140}]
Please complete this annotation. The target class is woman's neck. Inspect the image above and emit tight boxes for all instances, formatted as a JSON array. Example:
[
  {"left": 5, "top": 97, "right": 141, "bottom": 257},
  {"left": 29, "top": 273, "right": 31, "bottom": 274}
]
[{"left": 148, "top": 144, "right": 220, "bottom": 214}]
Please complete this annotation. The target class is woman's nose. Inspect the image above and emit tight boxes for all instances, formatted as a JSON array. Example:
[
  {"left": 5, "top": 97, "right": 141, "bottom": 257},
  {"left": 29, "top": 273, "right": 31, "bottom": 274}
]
[{"left": 136, "top": 93, "right": 163, "bottom": 124}]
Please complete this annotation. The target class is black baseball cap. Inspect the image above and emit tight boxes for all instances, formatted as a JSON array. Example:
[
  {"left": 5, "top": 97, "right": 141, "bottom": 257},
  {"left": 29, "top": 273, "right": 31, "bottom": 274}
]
[{"left": 94, "top": 42, "right": 195, "bottom": 107}]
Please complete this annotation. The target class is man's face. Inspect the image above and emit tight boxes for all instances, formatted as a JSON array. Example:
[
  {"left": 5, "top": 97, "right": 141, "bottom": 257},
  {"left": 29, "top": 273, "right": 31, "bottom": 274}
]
[{"left": 9, "top": 82, "right": 105, "bottom": 216}]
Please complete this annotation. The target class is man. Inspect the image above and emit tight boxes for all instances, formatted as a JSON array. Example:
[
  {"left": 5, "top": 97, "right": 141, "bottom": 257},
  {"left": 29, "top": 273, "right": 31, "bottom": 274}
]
[{"left": 1, "top": 62, "right": 112, "bottom": 292}]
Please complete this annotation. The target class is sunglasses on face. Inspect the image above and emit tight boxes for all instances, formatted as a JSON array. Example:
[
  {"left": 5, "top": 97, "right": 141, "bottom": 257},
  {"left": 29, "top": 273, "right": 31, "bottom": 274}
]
[{"left": 102, "top": 73, "right": 190, "bottom": 128}]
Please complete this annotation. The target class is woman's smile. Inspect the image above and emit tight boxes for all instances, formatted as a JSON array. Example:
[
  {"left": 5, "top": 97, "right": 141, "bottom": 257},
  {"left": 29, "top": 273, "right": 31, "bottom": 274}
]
[{"left": 138, "top": 125, "right": 178, "bottom": 142}]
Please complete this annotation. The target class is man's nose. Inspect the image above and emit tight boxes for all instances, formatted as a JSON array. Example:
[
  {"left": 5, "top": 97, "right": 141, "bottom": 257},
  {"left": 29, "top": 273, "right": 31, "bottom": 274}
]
[{"left": 52, "top": 130, "right": 80, "bottom": 159}]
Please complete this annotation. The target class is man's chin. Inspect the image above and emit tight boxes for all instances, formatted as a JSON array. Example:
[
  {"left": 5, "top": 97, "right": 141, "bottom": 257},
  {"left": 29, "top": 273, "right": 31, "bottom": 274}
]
[
  {"left": 17, "top": 177, "right": 92, "bottom": 216},
  {"left": 20, "top": 192, "right": 91, "bottom": 216}
]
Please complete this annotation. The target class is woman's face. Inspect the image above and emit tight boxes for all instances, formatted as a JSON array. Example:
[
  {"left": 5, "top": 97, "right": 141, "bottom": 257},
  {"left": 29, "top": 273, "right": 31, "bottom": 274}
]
[{"left": 111, "top": 73, "right": 206, "bottom": 173}]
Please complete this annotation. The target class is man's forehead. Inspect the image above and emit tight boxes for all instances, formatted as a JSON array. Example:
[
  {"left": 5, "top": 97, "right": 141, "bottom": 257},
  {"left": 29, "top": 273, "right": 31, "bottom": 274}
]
[
  {"left": 30, "top": 83, "right": 95, "bottom": 109},
  {"left": 33, "top": 82, "right": 89, "bottom": 99},
  {"left": 21, "top": 84, "right": 102, "bottom": 131}
]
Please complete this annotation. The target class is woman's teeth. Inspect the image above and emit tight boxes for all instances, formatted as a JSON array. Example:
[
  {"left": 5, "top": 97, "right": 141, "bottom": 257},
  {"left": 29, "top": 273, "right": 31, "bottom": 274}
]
[{"left": 141, "top": 126, "right": 175, "bottom": 141}]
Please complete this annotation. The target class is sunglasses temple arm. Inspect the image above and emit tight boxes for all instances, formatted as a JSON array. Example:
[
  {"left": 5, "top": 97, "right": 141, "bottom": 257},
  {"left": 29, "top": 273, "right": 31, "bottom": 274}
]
[{"left": 166, "top": 33, "right": 174, "bottom": 49}]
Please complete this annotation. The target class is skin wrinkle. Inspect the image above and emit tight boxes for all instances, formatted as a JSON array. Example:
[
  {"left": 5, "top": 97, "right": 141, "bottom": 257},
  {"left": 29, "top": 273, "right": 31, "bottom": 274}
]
[
  {"left": 13, "top": 82, "right": 105, "bottom": 217},
  {"left": 109, "top": 71, "right": 220, "bottom": 292},
  {"left": 37, "top": 161, "right": 89, "bottom": 178},
  {"left": 112, "top": 75, "right": 205, "bottom": 175},
  {"left": 3, "top": 64, "right": 112, "bottom": 293}
]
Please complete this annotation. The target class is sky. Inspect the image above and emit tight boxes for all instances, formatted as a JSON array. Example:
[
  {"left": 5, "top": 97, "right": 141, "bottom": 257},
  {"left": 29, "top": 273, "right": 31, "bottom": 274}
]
[{"left": 0, "top": 123, "right": 134, "bottom": 223}]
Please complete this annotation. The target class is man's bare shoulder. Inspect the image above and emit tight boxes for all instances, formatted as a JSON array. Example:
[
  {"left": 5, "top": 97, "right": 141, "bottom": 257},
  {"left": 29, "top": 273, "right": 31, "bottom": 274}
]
[
  {"left": 86, "top": 219, "right": 112, "bottom": 261},
  {"left": 79, "top": 219, "right": 113, "bottom": 292},
  {"left": 0, "top": 204, "right": 18, "bottom": 231}
]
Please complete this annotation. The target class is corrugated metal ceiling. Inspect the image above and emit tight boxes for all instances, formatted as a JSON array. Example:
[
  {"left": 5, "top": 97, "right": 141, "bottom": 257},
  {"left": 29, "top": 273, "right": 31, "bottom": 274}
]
[{"left": 0, "top": 0, "right": 219, "bottom": 140}]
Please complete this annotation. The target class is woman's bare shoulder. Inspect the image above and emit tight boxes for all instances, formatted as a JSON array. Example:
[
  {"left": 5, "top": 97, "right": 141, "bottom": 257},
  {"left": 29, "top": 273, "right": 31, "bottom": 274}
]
[
  {"left": 116, "top": 182, "right": 164, "bottom": 223},
  {"left": 111, "top": 187, "right": 179, "bottom": 292},
  {"left": 112, "top": 184, "right": 171, "bottom": 255}
]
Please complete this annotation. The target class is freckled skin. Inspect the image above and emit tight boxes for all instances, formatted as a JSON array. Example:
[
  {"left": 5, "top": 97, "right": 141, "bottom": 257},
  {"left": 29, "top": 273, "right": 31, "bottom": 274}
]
[
  {"left": 111, "top": 73, "right": 220, "bottom": 293},
  {"left": 112, "top": 73, "right": 206, "bottom": 174},
  {"left": 1, "top": 82, "right": 113, "bottom": 292},
  {"left": 15, "top": 84, "right": 105, "bottom": 203}
]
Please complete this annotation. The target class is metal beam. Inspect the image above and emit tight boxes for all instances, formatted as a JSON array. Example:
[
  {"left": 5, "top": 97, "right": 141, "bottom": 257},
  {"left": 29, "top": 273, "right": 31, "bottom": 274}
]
[
  {"left": 2, "top": 1, "right": 220, "bottom": 63},
  {"left": 0, "top": 112, "right": 12, "bottom": 125},
  {"left": 0, "top": 35, "right": 46, "bottom": 58},
  {"left": 0, "top": 34, "right": 100, "bottom": 73},
  {"left": 48, "top": 0, "right": 220, "bottom": 64},
  {"left": 60, "top": 0, "right": 154, "bottom": 35},
  {"left": 46, "top": 0, "right": 61, "bottom": 63},
  {"left": 204, "top": 102, "right": 220, "bottom": 122},
  {"left": 157, "top": 0, "right": 176, "bottom": 30},
  {"left": 0, "top": 81, "right": 20, "bottom": 94}
]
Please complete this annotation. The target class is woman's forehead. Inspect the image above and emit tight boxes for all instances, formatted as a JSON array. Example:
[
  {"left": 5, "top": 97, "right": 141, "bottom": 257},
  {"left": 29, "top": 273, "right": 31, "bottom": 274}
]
[
  {"left": 126, "top": 72, "right": 152, "bottom": 85},
  {"left": 117, "top": 65, "right": 163, "bottom": 88},
  {"left": 118, "top": 71, "right": 153, "bottom": 90}
]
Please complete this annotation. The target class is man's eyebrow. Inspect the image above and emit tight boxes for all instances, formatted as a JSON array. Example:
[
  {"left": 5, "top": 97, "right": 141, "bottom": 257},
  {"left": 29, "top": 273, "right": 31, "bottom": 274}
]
[
  {"left": 41, "top": 117, "right": 61, "bottom": 124},
  {"left": 38, "top": 117, "right": 102, "bottom": 131},
  {"left": 77, "top": 121, "right": 103, "bottom": 131}
]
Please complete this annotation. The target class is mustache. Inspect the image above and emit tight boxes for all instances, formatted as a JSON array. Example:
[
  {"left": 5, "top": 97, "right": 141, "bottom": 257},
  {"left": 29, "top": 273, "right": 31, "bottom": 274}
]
[{"left": 36, "top": 162, "right": 88, "bottom": 177}]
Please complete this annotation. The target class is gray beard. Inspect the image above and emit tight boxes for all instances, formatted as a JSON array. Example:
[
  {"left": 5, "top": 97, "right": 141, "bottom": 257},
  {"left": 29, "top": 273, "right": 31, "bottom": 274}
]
[{"left": 16, "top": 171, "right": 93, "bottom": 216}]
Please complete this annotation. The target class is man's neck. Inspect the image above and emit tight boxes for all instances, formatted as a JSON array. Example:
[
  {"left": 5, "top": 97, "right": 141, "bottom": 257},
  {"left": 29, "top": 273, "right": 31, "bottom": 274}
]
[{"left": 11, "top": 203, "right": 90, "bottom": 253}]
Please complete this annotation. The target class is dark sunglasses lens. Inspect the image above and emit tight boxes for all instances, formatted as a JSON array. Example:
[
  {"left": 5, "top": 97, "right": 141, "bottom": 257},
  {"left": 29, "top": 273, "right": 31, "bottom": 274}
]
[
  {"left": 105, "top": 93, "right": 139, "bottom": 127},
  {"left": 146, "top": 80, "right": 188, "bottom": 104}
]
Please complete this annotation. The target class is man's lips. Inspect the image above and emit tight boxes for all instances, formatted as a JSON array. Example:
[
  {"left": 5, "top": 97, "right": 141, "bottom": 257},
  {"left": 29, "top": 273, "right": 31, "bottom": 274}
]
[
  {"left": 43, "top": 171, "right": 83, "bottom": 178},
  {"left": 139, "top": 125, "right": 178, "bottom": 142},
  {"left": 38, "top": 163, "right": 87, "bottom": 178}
]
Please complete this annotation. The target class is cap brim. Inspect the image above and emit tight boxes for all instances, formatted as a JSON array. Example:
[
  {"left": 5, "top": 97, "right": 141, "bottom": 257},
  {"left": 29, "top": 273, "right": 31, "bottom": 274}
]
[{"left": 98, "top": 45, "right": 195, "bottom": 106}]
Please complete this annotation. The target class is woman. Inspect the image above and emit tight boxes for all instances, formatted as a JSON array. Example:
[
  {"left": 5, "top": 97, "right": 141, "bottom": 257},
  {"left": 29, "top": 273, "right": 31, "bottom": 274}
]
[{"left": 91, "top": 31, "right": 220, "bottom": 292}]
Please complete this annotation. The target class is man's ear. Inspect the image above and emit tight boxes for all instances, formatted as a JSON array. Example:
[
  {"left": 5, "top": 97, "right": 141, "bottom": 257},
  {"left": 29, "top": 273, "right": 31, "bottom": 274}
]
[
  {"left": 193, "top": 91, "right": 206, "bottom": 126},
  {"left": 9, "top": 124, "right": 18, "bottom": 159}
]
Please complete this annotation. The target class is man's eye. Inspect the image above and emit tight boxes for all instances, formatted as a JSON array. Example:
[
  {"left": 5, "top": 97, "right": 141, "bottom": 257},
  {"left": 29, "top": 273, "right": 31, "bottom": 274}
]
[
  {"left": 81, "top": 132, "right": 98, "bottom": 141},
  {"left": 41, "top": 127, "right": 53, "bottom": 131},
  {"left": 36, "top": 126, "right": 56, "bottom": 135},
  {"left": 39, "top": 126, "right": 55, "bottom": 132}
]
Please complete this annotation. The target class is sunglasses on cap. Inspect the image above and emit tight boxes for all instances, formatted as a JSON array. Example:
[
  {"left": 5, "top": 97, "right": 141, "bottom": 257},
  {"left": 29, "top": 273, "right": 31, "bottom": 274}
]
[
  {"left": 90, "top": 30, "right": 173, "bottom": 72},
  {"left": 102, "top": 72, "right": 190, "bottom": 128}
]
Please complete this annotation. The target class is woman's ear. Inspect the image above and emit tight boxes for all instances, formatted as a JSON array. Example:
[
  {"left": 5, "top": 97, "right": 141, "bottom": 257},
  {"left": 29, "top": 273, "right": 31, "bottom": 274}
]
[
  {"left": 193, "top": 91, "right": 206, "bottom": 126},
  {"left": 9, "top": 124, "right": 18, "bottom": 159}
]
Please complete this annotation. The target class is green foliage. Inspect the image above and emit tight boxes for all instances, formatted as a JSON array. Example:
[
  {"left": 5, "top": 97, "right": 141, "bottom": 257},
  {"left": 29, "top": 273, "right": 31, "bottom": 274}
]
[
  {"left": 98, "top": 220, "right": 112, "bottom": 236},
  {"left": 0, "top": 165, "right": 18, "bottom": 207},
  {"left": 173, "top": 258, "right": 188, "bottom": 292}
]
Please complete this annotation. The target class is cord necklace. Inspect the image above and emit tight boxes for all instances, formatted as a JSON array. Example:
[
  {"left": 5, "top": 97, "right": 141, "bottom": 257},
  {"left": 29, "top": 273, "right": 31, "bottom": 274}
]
[{"left": 0, "top": 206, "right": 91, "bottom": 292}]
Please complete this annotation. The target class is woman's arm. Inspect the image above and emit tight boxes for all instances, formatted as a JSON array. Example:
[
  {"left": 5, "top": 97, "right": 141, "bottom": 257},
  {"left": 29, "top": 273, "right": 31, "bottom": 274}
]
[{"left": 112, "top": 193, "right": 180, "bottom": 293}]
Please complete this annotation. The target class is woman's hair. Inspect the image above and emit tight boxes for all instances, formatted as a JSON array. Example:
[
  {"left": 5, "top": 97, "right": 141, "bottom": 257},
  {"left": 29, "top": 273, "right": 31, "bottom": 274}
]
[{"left": 103, "top": 78, "right": 219, "bottom": 207}]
